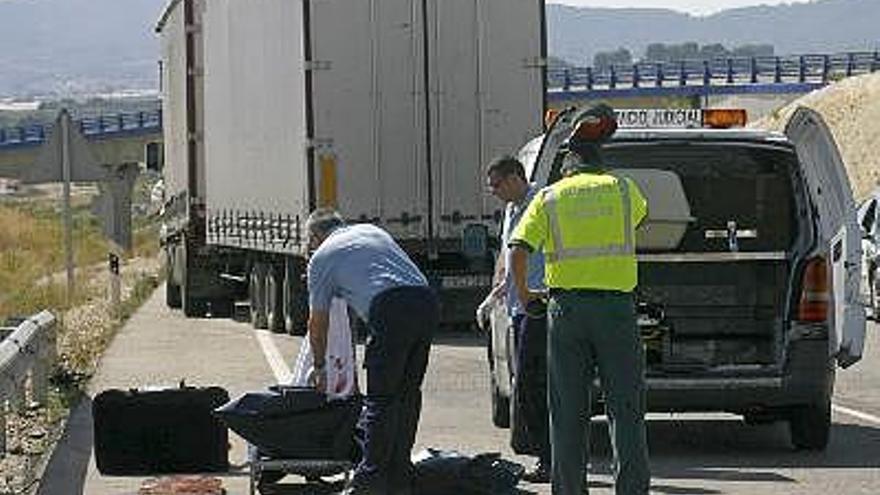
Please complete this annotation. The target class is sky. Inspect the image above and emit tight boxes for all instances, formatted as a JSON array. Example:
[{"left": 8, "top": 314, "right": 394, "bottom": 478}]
[{"left": 550, "top": 0, "right": 814, "bottom": 16}]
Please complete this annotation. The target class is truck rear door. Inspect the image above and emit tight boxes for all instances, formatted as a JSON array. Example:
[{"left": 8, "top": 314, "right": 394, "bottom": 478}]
[
  {"left": 429, "top": 0, "right": 545, "bottom": 240},
  {"left": 785, "top": 107, "right": 865, "bottom": 368},
  {"left": 308, "top": 0, "right": 428, "bottom": 241}
]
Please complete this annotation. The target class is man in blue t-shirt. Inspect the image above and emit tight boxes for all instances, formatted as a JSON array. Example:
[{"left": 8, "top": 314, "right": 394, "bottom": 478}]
[
  {"left": 305, "top": 209, "right": 439, "bottom": 495},
  {"left": 479, "top": 155, "right": 550, "bottom": 483}
]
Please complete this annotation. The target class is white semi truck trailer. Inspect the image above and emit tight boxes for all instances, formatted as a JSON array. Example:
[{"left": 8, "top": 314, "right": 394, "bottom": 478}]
[{"left": 156, "top": 0, "right": 546, "bottom": 332}]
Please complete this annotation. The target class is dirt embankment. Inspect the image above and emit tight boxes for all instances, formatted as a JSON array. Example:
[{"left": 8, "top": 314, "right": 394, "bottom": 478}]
[{"left": 752, "top": 72, "right": 880, "bottom": 202}]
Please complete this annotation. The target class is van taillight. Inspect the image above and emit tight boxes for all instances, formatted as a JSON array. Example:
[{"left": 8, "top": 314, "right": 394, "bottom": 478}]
[{"left": 797, "top": 256, "right": 829, "bottom": 322}]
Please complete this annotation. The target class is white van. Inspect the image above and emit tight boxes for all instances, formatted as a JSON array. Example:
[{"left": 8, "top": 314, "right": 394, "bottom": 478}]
[{"left": 484, "top": 107, "right": 866, "bottom": 451}]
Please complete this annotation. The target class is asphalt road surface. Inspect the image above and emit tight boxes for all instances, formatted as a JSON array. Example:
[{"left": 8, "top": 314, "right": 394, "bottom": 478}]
[{"left": 38, "top": 285, "right": 880, "bottom": 494}]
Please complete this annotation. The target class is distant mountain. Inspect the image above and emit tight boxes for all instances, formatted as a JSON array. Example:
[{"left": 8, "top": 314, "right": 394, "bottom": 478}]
[
  {"left": 548, "top": 0, "right": 880, "bottom": 65},
  {"left": 0, "top": 0, "right": 164, "bottom": 97},
  {"left": 0, "top": 0, "right": 878, "bottom": 98}
]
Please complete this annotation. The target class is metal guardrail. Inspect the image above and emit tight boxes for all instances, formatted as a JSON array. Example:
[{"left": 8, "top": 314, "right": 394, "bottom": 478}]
[
  {"left": 0, "top": 110, "right": 163, "bottom": 150},
  {"left": 547, "top": 50, "right": 880, "bottom": 99},
  {"left": 0, "top": 311, "right": 57, "bottom": 454}
]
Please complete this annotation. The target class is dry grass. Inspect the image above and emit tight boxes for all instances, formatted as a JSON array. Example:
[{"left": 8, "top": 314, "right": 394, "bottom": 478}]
[{"left": 0, "top": 197, "right": 163, "bottom": 495}]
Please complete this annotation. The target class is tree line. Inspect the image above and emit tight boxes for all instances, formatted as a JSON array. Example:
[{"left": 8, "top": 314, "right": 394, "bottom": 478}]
[{"left": 591, "top": 43, "right": 776, "bottom": 70}]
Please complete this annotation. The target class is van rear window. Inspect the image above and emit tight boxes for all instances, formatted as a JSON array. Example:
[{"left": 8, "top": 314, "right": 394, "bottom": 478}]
[{"left": 603, "top": 143, "right": 799, "bottom": 253}]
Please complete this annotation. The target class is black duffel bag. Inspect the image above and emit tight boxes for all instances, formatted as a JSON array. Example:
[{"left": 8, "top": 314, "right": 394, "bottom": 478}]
[
  {"left": 413, "top": 449, "right": 524, "bottom": 495},
  {"left": 214, "top": 386, "right": 360, "bottom": 461}
]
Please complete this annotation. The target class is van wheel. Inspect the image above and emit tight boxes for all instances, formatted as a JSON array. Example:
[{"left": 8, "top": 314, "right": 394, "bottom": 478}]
[
  {"left": 870, "top": 273, "right": 880, "bottom": 320},
  {"left": 250, "top": 263, "right": 268, "bottom": 329},
  {"left": 788, "top": 400, "right": 831, "bottom": 451},
  {"left": 491, "top": 374, "right": 511, "bottom": 429}
]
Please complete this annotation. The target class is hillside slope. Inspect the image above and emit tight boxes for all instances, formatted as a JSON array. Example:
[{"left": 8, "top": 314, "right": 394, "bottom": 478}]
[
  {"left": 752, "top": 72, "right": 880, "bottom": 202},
  {"left": 548, "top": 0, "right": 879, "bottom": 65}
]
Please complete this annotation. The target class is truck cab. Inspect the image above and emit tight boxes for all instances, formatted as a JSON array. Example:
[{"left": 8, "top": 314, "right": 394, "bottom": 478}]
[{"left": 485, "top": 106, "right": 866, "bottom": 451}]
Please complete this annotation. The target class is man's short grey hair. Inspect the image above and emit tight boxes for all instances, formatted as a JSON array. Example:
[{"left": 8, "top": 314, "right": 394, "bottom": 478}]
[{"left": 306, "top": 208, "right": 346, "bottom": 238}]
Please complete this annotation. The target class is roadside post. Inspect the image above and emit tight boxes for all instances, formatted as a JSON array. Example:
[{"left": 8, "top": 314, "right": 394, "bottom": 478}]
[
  {"left": 25, "top": 110, "right": 103, "bottom": 303},
  {"left": 92, "top": 162, "right": 139, "bottom": 317}
]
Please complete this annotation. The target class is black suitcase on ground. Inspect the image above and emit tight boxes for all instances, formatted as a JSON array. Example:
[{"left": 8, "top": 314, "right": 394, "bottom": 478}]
[
  {"left": 93, "top": 384, "right": 230, "bottom": 475},
  {"left": 215, "top": 386, "right": 360, "bottom": 461}
]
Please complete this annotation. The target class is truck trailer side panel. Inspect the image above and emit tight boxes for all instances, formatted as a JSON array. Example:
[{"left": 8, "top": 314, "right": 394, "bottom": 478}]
[
  {"left": 159, "top": 1, "right": 188, "bottom": 205},
  {"left": 203, "top": 0, "right": 310, "bottom": 253},
  {"left": 430, "top": 0, "right": 483, "bottom": 241},
  {"left": 310, "top": 0, "right": 429, "bottom": 241},
  {"left": 431, "top": 0, "right": 546, "bottom": 241},
  {"left": 478, "top": 0, "right": 546, "bottom": 169}
]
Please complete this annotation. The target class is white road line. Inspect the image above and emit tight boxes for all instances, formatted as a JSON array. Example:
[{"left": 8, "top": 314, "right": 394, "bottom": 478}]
[
  {"left": 832, "top": 403, "right": 880, "bottom": 425},
  {"left": 254, "top": 329, "right": 292, "bottom": 383}
]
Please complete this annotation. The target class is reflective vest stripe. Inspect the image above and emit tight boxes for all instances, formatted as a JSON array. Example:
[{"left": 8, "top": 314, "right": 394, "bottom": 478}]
[{"left": 544, "top": 176, "right": 634, "bottom": 263}]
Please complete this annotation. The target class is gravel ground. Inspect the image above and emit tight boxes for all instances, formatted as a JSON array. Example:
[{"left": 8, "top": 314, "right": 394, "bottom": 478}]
[
  {"left": 752, "top": 72, "right": 880, "bottom": 202},
  {"left": 0, "top": 254, "right": 161, "bottom": 495}
]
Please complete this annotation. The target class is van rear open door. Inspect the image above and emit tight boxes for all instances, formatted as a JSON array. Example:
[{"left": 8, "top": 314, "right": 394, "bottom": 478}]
[{"left": 785, "top": 107, "right": 866, "bottom": 368}]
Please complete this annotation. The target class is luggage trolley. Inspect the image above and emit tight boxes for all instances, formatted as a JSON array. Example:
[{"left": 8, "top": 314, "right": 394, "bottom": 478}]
[{"left": 247, "top": 445, "right": 352, "bottom": 494}]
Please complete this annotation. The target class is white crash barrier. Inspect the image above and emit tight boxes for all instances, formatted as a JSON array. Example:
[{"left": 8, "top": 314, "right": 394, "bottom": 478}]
[{"left": 0, "top": 310, "right": 57, "bottom": 454}]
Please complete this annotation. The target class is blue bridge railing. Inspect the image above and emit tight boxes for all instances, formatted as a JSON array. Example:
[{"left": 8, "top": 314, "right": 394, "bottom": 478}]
[
  {"left": 0, "top": 109, "right": 163, "bottom": 150},
  {"left": 548, "top": 50, "right": 880, "bottom": 99}
]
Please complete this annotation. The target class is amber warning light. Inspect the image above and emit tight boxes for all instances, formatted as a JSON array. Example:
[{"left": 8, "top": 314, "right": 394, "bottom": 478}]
[{"left": 702, "top": 109, "right": 748, "bottom": 129}]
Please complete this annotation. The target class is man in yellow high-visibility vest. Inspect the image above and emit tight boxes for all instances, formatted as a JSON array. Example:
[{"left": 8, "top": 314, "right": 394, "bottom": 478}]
[{"left": 509, "top": 104, "right": 650, "bottom": 494}]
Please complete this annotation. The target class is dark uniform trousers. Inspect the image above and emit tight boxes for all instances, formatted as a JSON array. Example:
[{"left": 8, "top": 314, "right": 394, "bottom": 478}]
[
  {"left": 352, "top": 286, "right": 439, "bottom": 494},
  {"left": 511, "top": 312, "right": 551, "bottom": 464},
  {"left": 547, "top": 289, "right": 650, "bottom": 495}
]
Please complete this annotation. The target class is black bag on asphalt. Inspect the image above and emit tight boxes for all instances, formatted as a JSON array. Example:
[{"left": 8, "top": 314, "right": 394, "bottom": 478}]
[
  {"left": 412, "top": 449, "right": 524, "bottom": 495},
  {"left": 92, "top": 384, "right": 230, "bottom": 475},
  {"left": 214, "top": 386, "right": 361, "bottom": 461}
]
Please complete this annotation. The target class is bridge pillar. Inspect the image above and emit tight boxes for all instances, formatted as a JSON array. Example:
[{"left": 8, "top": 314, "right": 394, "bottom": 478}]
[
  {"left": 799, "top": 56, "right": 807, "bottom": 83},
  {"left": 822, "top": 55, "right": 830, "bottom": 83}
]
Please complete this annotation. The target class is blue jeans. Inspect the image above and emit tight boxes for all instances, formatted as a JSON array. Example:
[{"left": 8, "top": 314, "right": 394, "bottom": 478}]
[{"left": 352, "top": 286, "right": 439, "bottom": 494}]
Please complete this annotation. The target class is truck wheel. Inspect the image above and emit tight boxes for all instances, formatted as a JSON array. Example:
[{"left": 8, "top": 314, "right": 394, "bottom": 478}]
[
  {"left": 165, "top": 249, "right": 182, "bottom": 309},
  {"left": 250, "top": 263, "right": 268, "bottom": 329},
  {"left": 181, "top": 281, "right": 206, "bottom": 317},
  {"left": 208, "top": 298, "right": 234, "bottom": 318},
  {"left": 180, "top": 244, "right": 206, "bottom": 317},
  {"left": 166, "top": 281, "right": 182, "bottom": 309},
  {"left": 165, "top": 248, "right": 182, "bottom": 308},
  {"left": 283, "top": 259, "right": 308, "bottom": 336},
  {"left": 265, "top": 265, "right": 285, "bottom": 333},
  {"left": 788, "top": 400, "right": 831, "bottom": 451}
]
